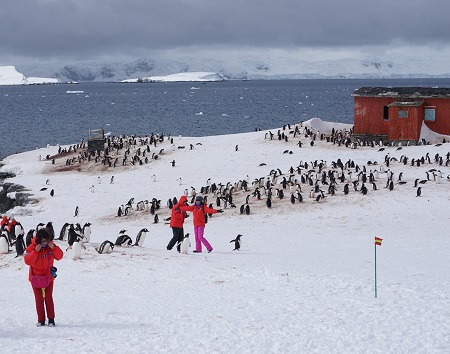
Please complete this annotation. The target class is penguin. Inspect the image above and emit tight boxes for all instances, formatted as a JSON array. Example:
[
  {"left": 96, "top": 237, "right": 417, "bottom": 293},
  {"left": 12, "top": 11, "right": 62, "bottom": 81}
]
[
  {"left": 0, "top": 232, "right": 10, "bottom": 254},
  {"left": 114, "top": 234, "right": 133, "bottom": 247},
  {"left": 58, "top": 223, "right": 70, "bottom": 241},
  {"left": 245, "top": 205, "right": 250, "bottom": 215},
  {"left": 97, "top": 176, "right": 102, "bottom": 184},
  {"left": 110, "top": 176, "right": 114, "bottom": 184},
  {"left": 416, "top": 187, "right": 422, "bottom": 197},
  {"left": 46, "top": 222, "right": 55, "bottom": 240},
  {"left": 25, "top": 229, "right": 35, "bottom": 247},
  {"left": 180, "top": 233, "right": 190, "bottom": 254},
  {"left": 266, "top": 197, "right": 272, "bottom": 208},
  {"left": 50, "top": 189, "right": 54, "bottom": 197},
  {"left": 171, "top": 160, "right": 176, "bottom": 167},
  {"left": 361, "top": 184, "right": 368, "bottom": 195},
  {"left": 82, "top": 222, "right": 91, "bottom": 243},
  {"left": 72, "top": 241, "right": 82, "bottom": 260},
  {"left": 15, "top": 233, "right": 26, "bottom": 257},
  {"left": 74, "top": 206, "right": 79, "bottom": 217},
  {"left": 134, "top": 228, "right": 149, "bottom": 247},
  {"left": 36, "top": 222, "right": 46, "bottom": 231},
  {"left": 14, "top": 222, "right": 25, "bottom": 239},
  {"left": 290, "top": 194, "right": 296, "bottom": 204},
  {"left": 230, "top": 234, "right": 243, "bottom": 251},
  {"left": 117, "top": 206, "right": 123, "bottom": 217},
  {"left": 66, "top": 224, "right": 83, "bottom": 251},
  {"left": 154, "top": 214, "right": 159, "bottom": 224},
  {"left": 239, "top": 204, "right": 245, "bottom": 214},
  {"left": 95, "top": 240, "right": 115, "bottom": 254}
]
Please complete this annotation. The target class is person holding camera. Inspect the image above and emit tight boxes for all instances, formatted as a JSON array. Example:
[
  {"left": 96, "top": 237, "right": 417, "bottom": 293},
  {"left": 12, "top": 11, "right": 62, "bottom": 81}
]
[
  {"left": 180, "top": 195, "right": 223, "bottom": 253},
  {"left": 24, "top": 228, "right": 63, "bottom": 327}
]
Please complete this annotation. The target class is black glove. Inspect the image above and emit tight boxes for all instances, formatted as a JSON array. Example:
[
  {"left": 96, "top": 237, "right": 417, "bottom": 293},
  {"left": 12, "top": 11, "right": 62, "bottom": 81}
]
[
  {"left": 184, "top": 214, "right": 190, "bottom": 218},
  {"left": 217, "top": 209, "right": 224, "bottom": 213}
]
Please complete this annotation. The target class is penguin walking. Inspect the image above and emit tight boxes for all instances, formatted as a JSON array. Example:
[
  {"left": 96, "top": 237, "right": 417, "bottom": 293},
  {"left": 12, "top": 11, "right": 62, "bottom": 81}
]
[
  {"left": 50, "top": 189, "right": 54, "bottom": 197},
  {"left": 230, "top": 234, "right": 243, "bottom": 251},
  {"left": 416, "top": 187, "right": 422, "bottom": 197},
  {"left": 110, "top": 176, "right": 114, "bottom": 184},
  {"left": 74, "top": 206, "right": 79, "bottom": 217}
]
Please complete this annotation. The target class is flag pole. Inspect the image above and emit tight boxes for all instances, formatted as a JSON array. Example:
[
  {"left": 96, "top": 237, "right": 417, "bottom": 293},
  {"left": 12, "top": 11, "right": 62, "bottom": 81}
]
[
  {"left": 374, "top": 237, "right": 382, "bottom": 298},
  {"left": 374, "top": 241, "right": 377, "bottom": 298}
]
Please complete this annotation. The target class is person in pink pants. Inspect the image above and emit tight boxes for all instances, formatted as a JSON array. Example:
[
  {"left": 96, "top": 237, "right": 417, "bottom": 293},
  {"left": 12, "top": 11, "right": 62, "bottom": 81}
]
[{"left": 181, "top": 195, "right": 223, "bottom": 253}]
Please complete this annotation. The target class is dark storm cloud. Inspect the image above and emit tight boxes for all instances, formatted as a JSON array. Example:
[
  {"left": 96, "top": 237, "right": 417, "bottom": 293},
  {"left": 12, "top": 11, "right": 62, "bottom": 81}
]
[{"left": 1, "top": 0, "right": 449, "bottom": 61}]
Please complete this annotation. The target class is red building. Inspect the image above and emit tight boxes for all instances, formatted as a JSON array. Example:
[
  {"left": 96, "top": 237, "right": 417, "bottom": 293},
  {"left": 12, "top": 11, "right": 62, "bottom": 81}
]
[{"left": 352, "top": 87, "right": 450, "bottom": 142}]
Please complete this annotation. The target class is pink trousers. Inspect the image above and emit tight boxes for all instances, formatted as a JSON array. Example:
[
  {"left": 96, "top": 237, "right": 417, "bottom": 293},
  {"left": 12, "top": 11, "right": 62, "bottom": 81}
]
[{"left": 194, "top": 226, "right": 212, "bottom": 252}]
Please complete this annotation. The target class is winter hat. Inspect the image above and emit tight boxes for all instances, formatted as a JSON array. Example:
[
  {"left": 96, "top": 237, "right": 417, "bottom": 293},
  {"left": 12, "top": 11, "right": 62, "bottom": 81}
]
[{"left": 195, "top": 195, "right": 203, "bottom": 203}]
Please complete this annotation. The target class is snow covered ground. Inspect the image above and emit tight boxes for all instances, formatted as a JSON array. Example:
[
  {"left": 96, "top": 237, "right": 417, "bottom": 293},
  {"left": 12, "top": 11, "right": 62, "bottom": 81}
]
[{"left": 0, "top": 119, "right": 449, "bottom": 353}]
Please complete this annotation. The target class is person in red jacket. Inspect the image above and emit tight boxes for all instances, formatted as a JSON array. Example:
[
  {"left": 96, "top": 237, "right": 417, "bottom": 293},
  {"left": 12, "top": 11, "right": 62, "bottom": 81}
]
[
  {"left": 24, "top": 228, "right": 63, "bottom": 327},
  {"left": 167, "top": 195, "right": 189, "bottom": 252},
  {"left": 0, "top": 215, "right": 9, "bottom": 229},
  {"left": 181, "top": 195, "right": 223, "bottom": 253}
]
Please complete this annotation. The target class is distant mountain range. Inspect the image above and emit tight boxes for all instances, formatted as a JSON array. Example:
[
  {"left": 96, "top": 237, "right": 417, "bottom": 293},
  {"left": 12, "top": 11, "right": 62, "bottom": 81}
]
[{"left": 13, "top": 56, "right": 450, "bottom": 82}]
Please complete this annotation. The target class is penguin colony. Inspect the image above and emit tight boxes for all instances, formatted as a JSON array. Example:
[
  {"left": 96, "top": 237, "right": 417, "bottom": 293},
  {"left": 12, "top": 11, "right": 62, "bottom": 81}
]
[{"left": 8, "top": 121, "right": 449, "bottom": 258}]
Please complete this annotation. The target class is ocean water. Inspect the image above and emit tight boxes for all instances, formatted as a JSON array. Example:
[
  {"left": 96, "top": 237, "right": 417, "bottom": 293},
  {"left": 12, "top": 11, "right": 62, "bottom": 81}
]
[{"left": 1, "top": 78, "right": 450, "bottom": 160}]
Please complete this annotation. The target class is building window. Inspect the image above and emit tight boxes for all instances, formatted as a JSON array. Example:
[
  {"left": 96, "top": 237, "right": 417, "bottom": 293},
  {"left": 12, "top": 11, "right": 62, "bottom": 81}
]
[
  {"left": 424, "top": 107, "right": 436, "bottom": 122},
  {"left": 383, "top": 106, "right": 389, "bottom": 120},
  {"left": 398, "top": 110, "right": 408, "bottom": 118}
]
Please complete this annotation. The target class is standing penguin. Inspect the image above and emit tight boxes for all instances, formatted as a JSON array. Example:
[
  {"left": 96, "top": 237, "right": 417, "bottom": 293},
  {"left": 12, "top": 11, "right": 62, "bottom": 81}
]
[
  {"left": 180, "top": 233, "right": 191, "bottom": 254},
  {"left": 25, "top": 229, "right": 35, "bottom": 247},
  {"left": 72, "top": 241, "right": 82, "bottom": 260},
  {"left": 230, "top": 234, "right": 243, "bottom": 251},
  {"left": 15, "top": 233, "right": 26, "bottom": 257},
  {"left": 416, "top": 187, "right": 422, "bottom": 197},
  {"left": 134, "top": 228, "right": 149, "bottom": 247},
  {"left": 82, "top": 222, "right": 91, "bottom": 243},
  {"left": 0, "top": 231, "right": 10, "bottom": 254}
]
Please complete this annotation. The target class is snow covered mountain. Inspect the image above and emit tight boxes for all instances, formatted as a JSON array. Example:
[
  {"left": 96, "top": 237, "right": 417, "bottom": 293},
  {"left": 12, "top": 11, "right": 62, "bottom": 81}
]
[
  {"left": 0, "top": 66, "right": 58, "bottom": 85},
  {"left": 13, "top": 55, "right": 450, "bottom": 83}
]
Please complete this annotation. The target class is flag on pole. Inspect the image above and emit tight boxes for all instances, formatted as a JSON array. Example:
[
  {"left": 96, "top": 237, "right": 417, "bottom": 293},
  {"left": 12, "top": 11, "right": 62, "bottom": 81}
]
[{"left": 375, "top": 237, "right": 383, "bottom": 246}]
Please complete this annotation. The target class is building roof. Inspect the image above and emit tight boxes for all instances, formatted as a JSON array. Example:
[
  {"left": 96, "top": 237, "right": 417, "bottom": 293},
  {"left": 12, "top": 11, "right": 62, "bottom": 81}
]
[
  {"left": 352, "top": 87, "right": 450, "bottom": 98},
  {"left": 388, "top": 101, "right": 424, "bottom": 107}
]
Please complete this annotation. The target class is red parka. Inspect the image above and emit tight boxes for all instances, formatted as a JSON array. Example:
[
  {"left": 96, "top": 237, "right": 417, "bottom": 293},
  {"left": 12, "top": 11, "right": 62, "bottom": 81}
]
[
  {"left": 24, "top": 237, "right": 63, "bottom": 282},
  {"left": 170, "top": 196, "right": 188, "bottom": 228},
  {"left": 180, "top": 203, "right": 217, "bottom": 227}
]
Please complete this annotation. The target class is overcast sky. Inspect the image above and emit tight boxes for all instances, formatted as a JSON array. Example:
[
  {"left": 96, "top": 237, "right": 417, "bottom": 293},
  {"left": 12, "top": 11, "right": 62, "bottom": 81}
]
[{"left": 1, "top": 0, "right": 450, "bottom": 65}]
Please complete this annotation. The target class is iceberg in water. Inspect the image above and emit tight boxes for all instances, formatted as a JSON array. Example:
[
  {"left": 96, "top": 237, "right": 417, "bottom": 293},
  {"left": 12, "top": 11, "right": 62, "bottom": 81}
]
[{"left": 121, "top": 71, "right": 228, "bottom": 83}]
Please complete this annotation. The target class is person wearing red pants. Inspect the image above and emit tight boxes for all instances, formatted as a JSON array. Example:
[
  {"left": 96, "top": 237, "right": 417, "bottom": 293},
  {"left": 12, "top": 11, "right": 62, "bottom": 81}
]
[
  {"left": 180, "top": 195, "right": 223, "bottom": 253},
  {"left": 24, "top": 228, "right": 63, "bottom": 327}
]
